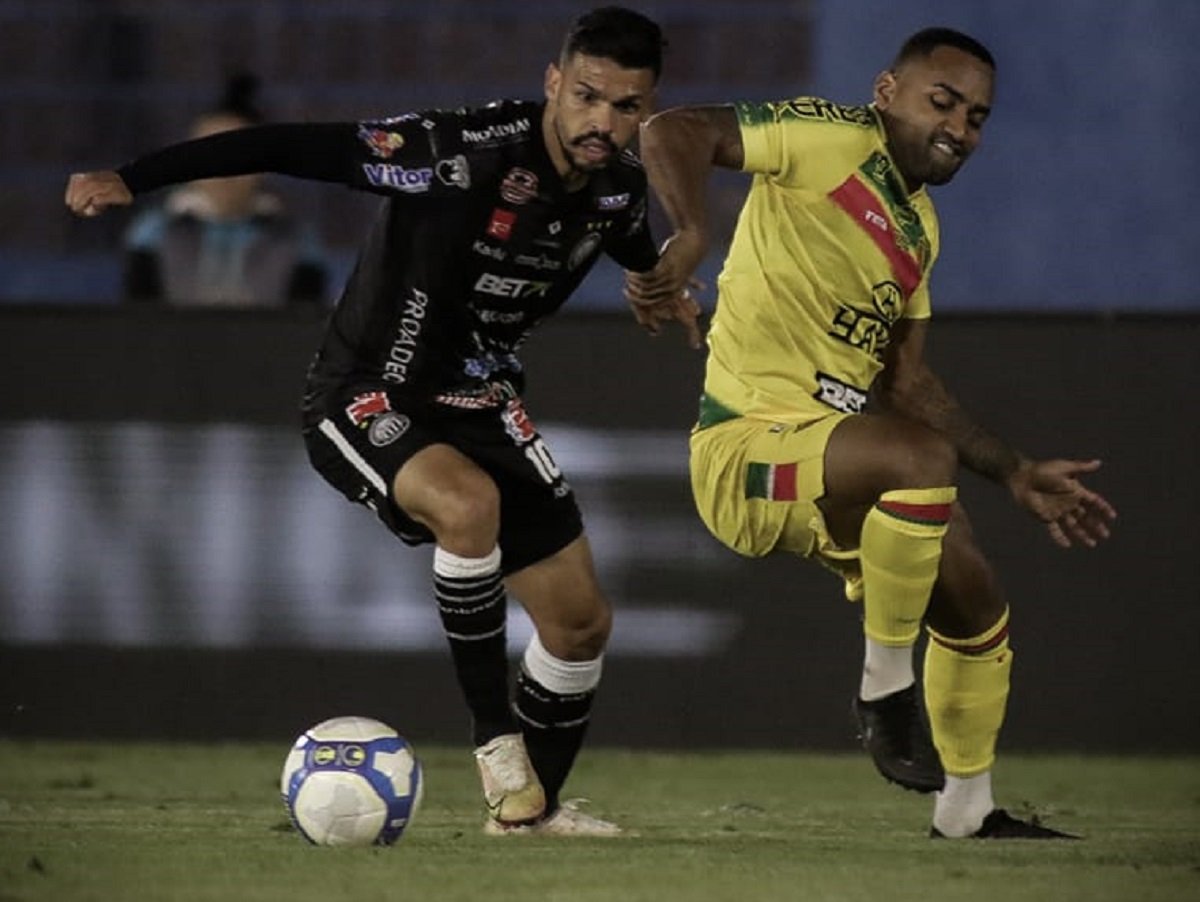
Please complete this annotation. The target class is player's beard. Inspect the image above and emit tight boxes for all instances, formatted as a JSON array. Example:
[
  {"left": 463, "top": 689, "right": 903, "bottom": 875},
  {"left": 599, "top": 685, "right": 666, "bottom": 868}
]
[
  {"left": 554, "top": 117, "right": 617, "bottom": 175},
  {"left": 885, "top": 116, "right": 967, "bottom": 190}
]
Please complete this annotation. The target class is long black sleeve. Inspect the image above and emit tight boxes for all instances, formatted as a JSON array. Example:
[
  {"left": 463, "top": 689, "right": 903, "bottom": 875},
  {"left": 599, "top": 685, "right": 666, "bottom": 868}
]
[
  {"left": 117, "top": 123, "right": 362, "bottom": 195},
  {"left": 603, "top": 197, "right": 659, "bottom": 273}
]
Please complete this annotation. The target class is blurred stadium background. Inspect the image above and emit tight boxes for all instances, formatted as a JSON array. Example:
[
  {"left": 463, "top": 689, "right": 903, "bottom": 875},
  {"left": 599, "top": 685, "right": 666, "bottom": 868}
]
[{"left": 0, "top": 1, "right": 1197, "bottom": 752}]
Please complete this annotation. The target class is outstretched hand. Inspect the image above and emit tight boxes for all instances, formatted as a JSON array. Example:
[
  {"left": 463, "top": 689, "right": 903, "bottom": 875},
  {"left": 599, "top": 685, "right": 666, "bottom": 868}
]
[
  {"left": 624, "top": 284, "right": 704, "bottom": 349},
  {"left": 624, "top": 232, "right": 707, "bottom": 349},
  {"left": 65, "top": 171, "right": 132, "bottom": 218},
  {"left": 1008, "top": 458, "right": 1117, "bottom": 548}
]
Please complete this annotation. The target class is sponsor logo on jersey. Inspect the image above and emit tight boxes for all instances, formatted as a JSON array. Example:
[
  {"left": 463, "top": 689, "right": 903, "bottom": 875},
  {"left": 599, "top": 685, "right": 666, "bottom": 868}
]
[
  {"left": 828, "top": 291, "right": 897, "bottom": 361},
  {"left": 871, "top": 280, "right": 903, "bottom": 322},
  {"left": 368, "top": 412, "right": 411, "bottom": 447},
  {"left": 464, "top": 351, "right": 522, "bottom": 380},
  {"left": 813, "top": 371, "right": 868, "bottom": 414},
  {"left": 475, "top": 273, "right": 552, "bottom": 299},
  {"left": 568, "top": 232, "right": 603, "bottom": 271},
  {"left": 462, "top": 118, "right": 531, "bottom": 145},
  {"left": 864, "top": 209, "right": 889, "bottom": 233},
  {"left": 433, "top": 382, "right": 516, "bottom": 410},
  {"left": 513, "top": 252, "right": 561, "bottom": 272},
  {"left": 486, "top": 208, "right": 516, "bottom": 241},
  {"left": 596, "top": 192, "right": 630, "bottom": 211},
  {"left": 500, "top": 167, "right": 539, "bottom": 204},
  {"left": 380, "top": 113, "right": 420, "bottom": 125},
  {"left": 477, "top": 308, "right": 526, "bottom": 324},
  {"left": 362, "top": 163, "right": 433, "bottom": 193},
  {"left": 383, "top": 288, "right": 429, "bottom": 385},
  {"left": 501, "top": 399, "right": 538, "bottom": 444},
  {"left": 357, "top": 126, "right": 406, "bottom": 158},
  {"left": 767, "top": 98, "right": 876, "bottom": 127},
  {"left": 472, "top": 239, "right": 507, "bottom": 261},
  {"left": 436, "top": 154, "right": 471, "bottom": 189},
  {"left": 345, "top": 391, "right": 391, "bottom": 426}
]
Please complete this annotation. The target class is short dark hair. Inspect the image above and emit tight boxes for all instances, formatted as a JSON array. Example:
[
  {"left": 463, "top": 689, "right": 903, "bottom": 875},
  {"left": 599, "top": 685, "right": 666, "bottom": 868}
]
[
  {"left": 893, "top": 27, "right": 995, "bottom": 71},
  {"left": 560, "top": 6, "right": 666, "bottom": 81}
]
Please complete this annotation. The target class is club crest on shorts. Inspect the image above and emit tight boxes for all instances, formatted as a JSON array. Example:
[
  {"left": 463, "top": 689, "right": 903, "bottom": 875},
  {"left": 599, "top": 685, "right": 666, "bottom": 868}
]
[
  {"left": 368, "top": 412, "right": 411, "bottom": 447},
  {"left": 346, "top": 391, "right": 392, "bottom": 426},
  {"left": 501, "top": 399, "right": 537, "bottom": 444}
]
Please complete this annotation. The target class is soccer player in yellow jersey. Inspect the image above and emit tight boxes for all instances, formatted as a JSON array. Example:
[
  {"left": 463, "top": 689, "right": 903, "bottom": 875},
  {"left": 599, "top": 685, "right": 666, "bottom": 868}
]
[{"left": 627, "top": 28, "right": 1117, "bottom": 838}]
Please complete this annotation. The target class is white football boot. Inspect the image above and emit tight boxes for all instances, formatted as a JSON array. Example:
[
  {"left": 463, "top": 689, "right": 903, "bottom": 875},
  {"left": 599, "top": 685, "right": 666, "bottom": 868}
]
[
  {"left": 482, "top": 798, "right": 623, "bottom": 837},
  {"left": 474, "top": 733, "right": 546, "bottom": 826}
]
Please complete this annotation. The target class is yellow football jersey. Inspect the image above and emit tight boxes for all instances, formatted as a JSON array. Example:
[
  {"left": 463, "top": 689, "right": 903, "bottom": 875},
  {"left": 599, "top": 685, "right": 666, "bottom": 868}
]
[{"left": 700, "top": 97, "right": 941, "bottom": 428}]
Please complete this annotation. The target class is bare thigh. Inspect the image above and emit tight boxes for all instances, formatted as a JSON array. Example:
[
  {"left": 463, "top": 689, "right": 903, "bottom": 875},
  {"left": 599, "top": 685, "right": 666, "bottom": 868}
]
[
  {"left": 817, "top": 413, "right": 958, "bottom": 548},
  {"left": 392, "top": 443, "right": 500, "bottom": 557}
]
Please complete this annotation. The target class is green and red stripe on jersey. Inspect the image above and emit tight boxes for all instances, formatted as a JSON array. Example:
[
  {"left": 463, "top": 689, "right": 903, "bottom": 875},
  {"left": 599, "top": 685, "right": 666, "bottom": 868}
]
[
  {"left": 746, "top": 461, "right": 799, "bottom": 501},
  {"left": 828, "top": 152, "right": 931, "bottom": 299}
]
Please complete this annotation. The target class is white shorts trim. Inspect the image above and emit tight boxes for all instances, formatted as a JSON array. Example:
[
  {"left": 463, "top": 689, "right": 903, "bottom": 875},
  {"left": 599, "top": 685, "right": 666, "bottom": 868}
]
[{"left": 317, "top": 417, "right": 388, "bottom": 497}]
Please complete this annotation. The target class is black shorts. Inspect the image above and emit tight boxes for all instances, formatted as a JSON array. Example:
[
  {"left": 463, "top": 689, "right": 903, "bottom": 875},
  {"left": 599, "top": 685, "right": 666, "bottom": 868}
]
[{"left": 302, "top": 385, "right": 583, "bottom": 575}]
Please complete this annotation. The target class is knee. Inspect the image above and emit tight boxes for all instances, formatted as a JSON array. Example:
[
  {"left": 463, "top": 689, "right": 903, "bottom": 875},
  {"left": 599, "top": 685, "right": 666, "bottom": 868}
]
[
  {"left": 889, "top": 427, "right": 957, "bottom": 489},
  {"left": 416, "top": 473, "right": 501, "bottom": 548},
  {"left": 539, "top": 595, "right": 612, "bottom": 661}
]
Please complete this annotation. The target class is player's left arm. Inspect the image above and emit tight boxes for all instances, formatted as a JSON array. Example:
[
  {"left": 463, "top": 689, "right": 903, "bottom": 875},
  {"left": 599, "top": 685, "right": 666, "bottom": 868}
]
[
  {"left": 607, "top": 191, "right": 703, "bottom": 349},
  {"left": 878, "top": 317, "right": 1117, "bottom": 548},
  {"left": 625, "top": 105, "right": 743, "bottom": 309}
]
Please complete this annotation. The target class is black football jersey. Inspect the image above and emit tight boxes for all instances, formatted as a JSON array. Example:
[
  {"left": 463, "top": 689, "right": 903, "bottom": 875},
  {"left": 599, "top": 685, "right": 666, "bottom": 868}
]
[{"left": 118, "top": 100, "right": 658, "bottom": 422}]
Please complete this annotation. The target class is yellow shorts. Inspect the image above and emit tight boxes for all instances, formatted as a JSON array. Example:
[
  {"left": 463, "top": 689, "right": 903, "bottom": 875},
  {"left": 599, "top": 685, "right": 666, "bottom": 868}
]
[{"left": 689, "top": 413, "right": 865, "bottom": 600}]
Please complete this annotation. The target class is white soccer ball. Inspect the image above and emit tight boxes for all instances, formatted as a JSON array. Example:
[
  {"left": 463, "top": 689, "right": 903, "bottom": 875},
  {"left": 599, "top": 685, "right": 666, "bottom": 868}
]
[{"left": 280, "top": 716, "right": 424, "bottom": 846}]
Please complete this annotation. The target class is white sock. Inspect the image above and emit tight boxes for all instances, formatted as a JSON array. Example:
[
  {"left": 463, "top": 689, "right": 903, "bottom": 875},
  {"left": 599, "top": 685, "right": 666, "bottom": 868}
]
[
  {"left": 932, "top": 772, "right": 994, "bottom": 837},
  {"left": 859, "top": 637, "right": 915, "bottom": 701},
  {"left": 523, "top": 633, "right": 603, "bottom": 694},
  {"left": 433, "top": 545, "right": 502, "bottom": 579}
]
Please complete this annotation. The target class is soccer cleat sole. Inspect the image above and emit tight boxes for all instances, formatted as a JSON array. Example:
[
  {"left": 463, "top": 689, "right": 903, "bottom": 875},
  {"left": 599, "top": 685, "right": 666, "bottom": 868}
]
[{"left": 930, "top": 808, "right": 1081, "bottom": 840}]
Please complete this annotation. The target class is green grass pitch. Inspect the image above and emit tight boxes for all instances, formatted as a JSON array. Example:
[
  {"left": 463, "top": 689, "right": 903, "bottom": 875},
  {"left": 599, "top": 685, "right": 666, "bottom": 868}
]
[{"left": 0, "top": 741, "right": 1197, "bottom": 901}]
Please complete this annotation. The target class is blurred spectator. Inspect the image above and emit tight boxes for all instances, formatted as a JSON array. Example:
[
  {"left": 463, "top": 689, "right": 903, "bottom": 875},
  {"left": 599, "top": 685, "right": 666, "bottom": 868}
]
[{"left": 122, "top": 74, "right": 329, "bottom": 308}]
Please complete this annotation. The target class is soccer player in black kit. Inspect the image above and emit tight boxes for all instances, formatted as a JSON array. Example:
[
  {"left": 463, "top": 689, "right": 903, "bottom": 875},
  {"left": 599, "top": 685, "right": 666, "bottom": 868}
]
[{"left": 66, "top": 6, "right": 698, "bottom": 836}]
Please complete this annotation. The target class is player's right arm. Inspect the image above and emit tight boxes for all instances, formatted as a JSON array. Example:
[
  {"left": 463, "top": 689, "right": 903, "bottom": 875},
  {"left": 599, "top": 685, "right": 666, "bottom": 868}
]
[{"left": 626, "top": 106, "right": 743, "bottom": 306}]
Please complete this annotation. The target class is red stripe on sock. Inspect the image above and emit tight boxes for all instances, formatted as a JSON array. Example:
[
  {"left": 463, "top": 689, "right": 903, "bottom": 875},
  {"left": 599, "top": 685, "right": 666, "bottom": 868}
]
[
  {"left": 877, "top": 500, "right": 951, "bottom": 525},
  {"left": 931, "top": 623, "right": 1009, "bottom": 656}
]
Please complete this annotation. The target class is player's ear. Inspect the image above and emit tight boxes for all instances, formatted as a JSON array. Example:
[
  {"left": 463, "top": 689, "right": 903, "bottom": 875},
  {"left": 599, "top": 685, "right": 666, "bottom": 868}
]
[
  {"left": 544, "top": 62, "right": 562, "bottom": 102},
  {"left": 873, "top": 69, "right": 897, "bottom": 110}
]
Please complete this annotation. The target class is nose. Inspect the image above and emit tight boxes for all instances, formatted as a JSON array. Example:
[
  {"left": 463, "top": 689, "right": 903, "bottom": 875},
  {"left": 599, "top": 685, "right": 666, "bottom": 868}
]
[
  {"left": 941, "top": 106, "right": 969, "bottom": 141},
  {"left": 940, "top": 103, "right": 979, "bottom": 144},
  {"left": 591, "top": 103, "right": 616, "bottom": 136}
]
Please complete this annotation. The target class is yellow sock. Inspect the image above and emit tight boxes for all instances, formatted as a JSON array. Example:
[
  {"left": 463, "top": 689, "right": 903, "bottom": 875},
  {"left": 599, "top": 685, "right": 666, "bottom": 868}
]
[
  {"left": 860, "top": 487, "right": 956, "bottom": 646},
  {"left": 923, "top": 610, "right": 1012, "bottom": 777}
]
